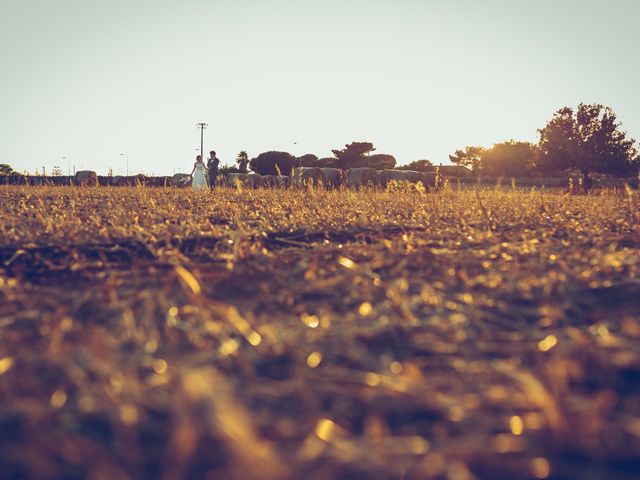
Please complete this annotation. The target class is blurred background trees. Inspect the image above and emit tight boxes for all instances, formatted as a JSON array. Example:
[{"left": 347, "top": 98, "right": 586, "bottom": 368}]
[
  {"left": 447, "top": 104, "right": 639, "bottom": 179},
  {"left": 4, "top": 104, "right": 637, "bottom": 181},
  {"left": 449, "top": 146, "right": 486, "bottom": 173},
  {"left": 481, "top": 142, "right": 537, "bottom": 177},
  {"left": 537, "top": 103, "right": 639, "bottom": 180},
  {"left": 367, "top": 154, "right": 396, "bottom": 170},
  {"left": 236, "top": 151, "right": 250, "bottom": 173},
  {"left": 331, "top": 142, "right": 376, "bottom": 169},
  {"left": 448, "top": 143, "right": 536, "bottom": 177},
  {"left": 245, "top": 142, "right": 398, "bottom": 173},
  {"left": 296, "top": 154, "right": 319, "bottom": 167},
  {"left": 329, "top": 142, "right": 396, "bottom": 169},
  {"left": 249, "top": 151, "right": 295, "bottom": 175},
  {"left": 398, "top": 159, "right": 434, "bottom": 172},
  {"left": 0, "top": 164, "right": 15, "bottom": 175}
]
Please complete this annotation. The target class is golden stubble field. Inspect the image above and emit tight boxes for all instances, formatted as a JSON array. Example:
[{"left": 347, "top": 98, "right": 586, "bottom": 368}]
[{"left": 0, "top": 185, "right": 639, "bottom": 480}]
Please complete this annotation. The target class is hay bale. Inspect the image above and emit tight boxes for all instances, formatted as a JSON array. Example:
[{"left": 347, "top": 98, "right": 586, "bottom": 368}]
[
  {"left": 260, "top": 175, "right": 276, "bottom": 188},
  {"left": 320, "top": 168, "right": 343, "bottom": 188},
  {"left": 110, "top": 175, "right": 142, "bottom": 187},
  {"left": 245, "top": 173, "right": 262, "bottom": 189},
  {"left": 51, "top": 176, "right": 72, "bottom": 186},
  {"left": 402, "top": 170, "right": 424, "bottom": 185},
  {"left": 345, "top": 168, "right": 379, "bottom": 188},
  {"left": 216, "top": 175, "right": 228, "bottom": 187},
  {"left": 422, "top": 172, "right": 437, "bottom": 190},
  {"left": 172, "top": 173, "right": 191, "bottom": 188},
  {"left": 111, "top": 176, "right": 126, "bottom": 187},
  {"left": 145, "top": 176, "right": 171, "bottom": 187},
  {"left": 132, "top": 174, "right": 149, "bottom": 186},
  {"left": 275, "top": 175, "right": 289, "bottom": 188},
  {"left": 291, "top": 167, "right": 325, "bottom": 187},
  {"left": 379, "top": 169, "right": 410, "bottom": 187},
  {"left": 380, "top": 169, "right": 436, "bottom": 190},
  {"left": 30, "top": 176, "right": 49, "bottom": 186},
  {"left": 97, "top": 176, "right": 111, "bottom": 186},
  {"left": 227, "top": 173, "right": 247, "bottom": 188},
  {"left": 14, "top": 174, "right": 30, "bottom": 185},
  {"left": 74, "top": 170, "right": 98, "bottom": 187}
]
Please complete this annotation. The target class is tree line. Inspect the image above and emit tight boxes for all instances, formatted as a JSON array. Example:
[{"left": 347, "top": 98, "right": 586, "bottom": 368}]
[
  {"left": 230, "top": 103, "right": 639, "bottom": 182},
  {"left": 449, "top": 103, "right": 639, "bottom": 182},
  {"left": 3, "top": 103, "right": 637, "bottom": 181},
  {"left": 220, "top": 142, "right": 398, "bottom": 177}
]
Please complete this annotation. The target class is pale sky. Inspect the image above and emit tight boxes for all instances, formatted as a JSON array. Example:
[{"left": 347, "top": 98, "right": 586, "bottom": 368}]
[{"left": 1, "top": 0, "right": 639, "bottom": 175}]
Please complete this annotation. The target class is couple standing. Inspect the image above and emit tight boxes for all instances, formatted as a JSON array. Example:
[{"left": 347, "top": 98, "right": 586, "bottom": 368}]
[{"left": 191, "top": 150, "right": 220, "bottom": 191}]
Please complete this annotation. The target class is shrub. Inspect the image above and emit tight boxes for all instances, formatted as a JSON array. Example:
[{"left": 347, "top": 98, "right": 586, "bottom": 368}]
[{"left": 250, "top": 151, "right": 296, "bottom": 175}]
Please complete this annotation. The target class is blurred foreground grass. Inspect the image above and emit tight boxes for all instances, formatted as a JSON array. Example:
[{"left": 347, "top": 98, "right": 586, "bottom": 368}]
[{"left": 0, "top": 185, "right": 639, "bottom": 479}]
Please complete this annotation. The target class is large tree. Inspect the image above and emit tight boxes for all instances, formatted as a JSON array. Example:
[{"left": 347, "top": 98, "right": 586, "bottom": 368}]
[
  {"left": 367, "top": 154, "right": 396, "bottom": 170},
  {"left": 296, "top": 154, "right": 319, "bottom": 167},
  {"left": 448, "top": 146, "right": 486, "bottom": 173},
  {"left": 537, "top": 103, "right": 639, "bottom": 180},
  {"left": 398, "top": 159, "right": 434, "bottom": 172},
  {"left": 482, "top": 141, "right": 538, "bottom": 177},
  {"left": 331, "top": 142, "right": 375, "bottom": 169},
  {"left": 316, "top": 157, "right": 338, "bottom": 167},
  {"left": 249, "top": 151, "right": 295, "bottom": 175}
]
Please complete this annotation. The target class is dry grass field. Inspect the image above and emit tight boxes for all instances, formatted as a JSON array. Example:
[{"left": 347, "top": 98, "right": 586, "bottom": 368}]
[{"left": 1, "top": 184, "right": 639, "bottom": 480}]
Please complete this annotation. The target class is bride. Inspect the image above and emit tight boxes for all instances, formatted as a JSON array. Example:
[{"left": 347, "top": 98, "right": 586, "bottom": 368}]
[{"left": 191, "top": 155, "right": 209, "bottom": 191}]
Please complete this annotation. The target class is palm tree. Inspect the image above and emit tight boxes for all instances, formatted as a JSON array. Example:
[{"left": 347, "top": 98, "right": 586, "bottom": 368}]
[{"left": 236, "top": 151, "right": 249, "bottom": 173}]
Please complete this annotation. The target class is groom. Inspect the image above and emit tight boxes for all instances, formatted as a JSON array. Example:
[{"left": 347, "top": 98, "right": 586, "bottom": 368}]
[{"left": 206, "top": 150, "right": 220, "bottom": 189}]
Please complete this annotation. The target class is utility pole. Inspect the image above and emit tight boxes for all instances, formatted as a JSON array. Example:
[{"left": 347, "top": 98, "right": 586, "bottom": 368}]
[{"left": 196, "top": 122, "right": 207, "bottom": 158}]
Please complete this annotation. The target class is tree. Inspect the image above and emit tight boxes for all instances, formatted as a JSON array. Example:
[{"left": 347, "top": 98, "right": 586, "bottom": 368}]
[
  {"left": 249, "top": 151, "right": 295, "bottom": 175},
  {"left": 331, "top": 142, "right": 375, "bottom": 169},
  {"left": 482, "top": 141, "right": 538, "bottom": 177},
  {"left": 0, "top": 164, "right": 15, "bottom": 175},
  {"left": 220, "top": 165, "right": 241, "bottom": 175},
  {"left": 236, "top": 151, "right": 250, "bottom": 173},
  {"left": 316, "top": 157, "right": 338, "bottom": 167},
  {"left": 398, "top": 159, "right": 434, "bottom": 172},
  {"left": 537, "top": 103, "right": 639, "bottom": 181},
  {"left": 51, "top": 166, "right": 63, "bottom": 176},
  {"left": 368, "top": 154, "right": 396, "bottom": 170},
  {"left": 449, "top": 146, "right": 486, "bottom": 173},
  {"left": 296, "top": 154, "right": 319, "bottom": 167}
]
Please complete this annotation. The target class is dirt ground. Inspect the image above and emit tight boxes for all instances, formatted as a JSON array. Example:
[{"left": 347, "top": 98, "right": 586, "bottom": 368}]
[{"left": 1, "top": 185, "right": 639, "bottom": 479}]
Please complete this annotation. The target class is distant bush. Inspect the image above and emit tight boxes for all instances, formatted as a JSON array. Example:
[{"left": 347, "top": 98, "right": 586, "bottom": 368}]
[
  {"left": 220, "top": 165, "right": 242, "bottom": 175},
  {"left": 398, "top": 160, "right": 434, "bottom": 172},
  {"left": 482, "top": 141, "right": 537, "bottom": 177},
  {"left": 296, "top": 154, "right": 319, "bottom": 167},
  {"left": 250, "top": 151, "right": 296, "bottom": 175},
  {"left": 316, "top": 157, "right": 338, "bottom": 167},
  {"left": 368, "top": 154, "right": 396, "bottom": 170}
]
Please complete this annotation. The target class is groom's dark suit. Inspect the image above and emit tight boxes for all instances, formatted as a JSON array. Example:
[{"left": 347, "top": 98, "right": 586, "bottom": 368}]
[{"left": 206, "top": 156, "right": 220, "bottom": 189}]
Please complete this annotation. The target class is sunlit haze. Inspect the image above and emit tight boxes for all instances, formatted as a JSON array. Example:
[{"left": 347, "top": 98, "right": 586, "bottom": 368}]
[{"left": 1, "top": 0, "right": 639, "bottom": 175}]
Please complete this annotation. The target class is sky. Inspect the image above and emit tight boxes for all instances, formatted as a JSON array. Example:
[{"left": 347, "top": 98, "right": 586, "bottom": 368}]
[{"left": 1, "top": 0, "right": 639, "bottom": 176}]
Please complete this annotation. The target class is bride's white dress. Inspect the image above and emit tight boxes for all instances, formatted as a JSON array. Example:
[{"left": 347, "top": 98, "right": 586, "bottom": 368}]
[{"left": 192, "top": 162, "right": 208, "bottom": 191}]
